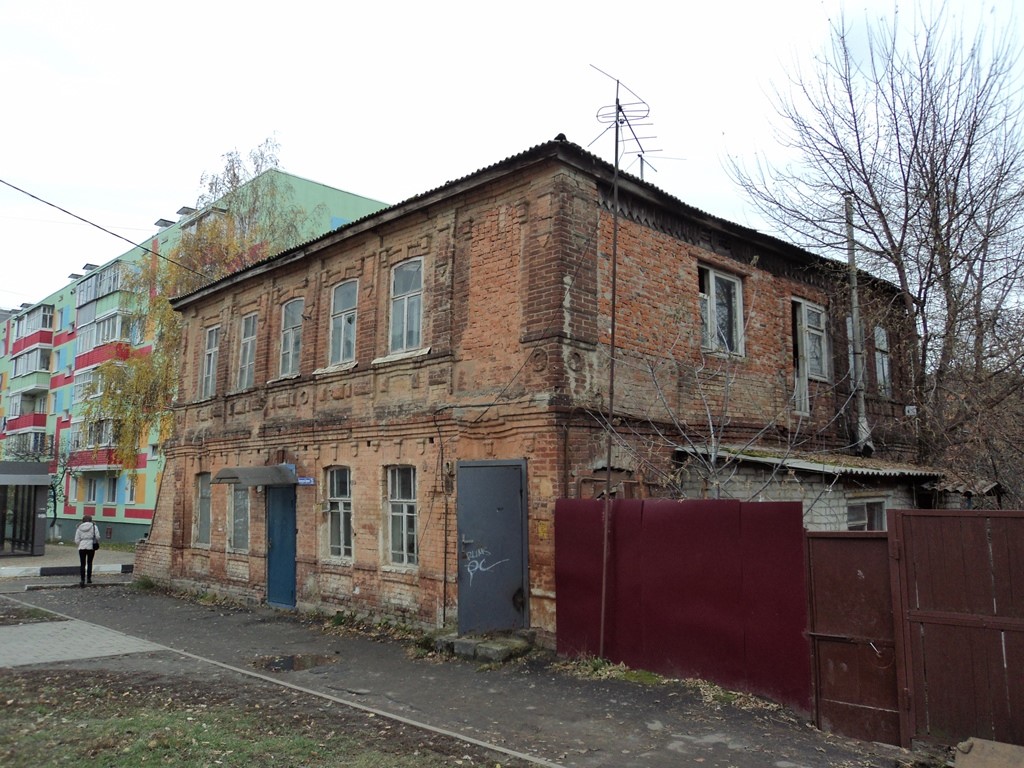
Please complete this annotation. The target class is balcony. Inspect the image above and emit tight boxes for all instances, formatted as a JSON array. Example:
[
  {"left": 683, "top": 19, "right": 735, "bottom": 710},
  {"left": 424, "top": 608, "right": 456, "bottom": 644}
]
[
  {"left": 10, "top": 370, "right": 52, "bottom": 396},
  {"left": 5, "top": 413, "right": 49, "bottom": 431}
]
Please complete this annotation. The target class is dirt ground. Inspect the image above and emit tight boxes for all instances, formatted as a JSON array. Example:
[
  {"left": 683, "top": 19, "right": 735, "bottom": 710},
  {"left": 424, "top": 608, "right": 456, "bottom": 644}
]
[
  {"left": 0, "top": 603, "right": 529, "bottom": 767},
  {"left": 0, "top": 664, "right": 531, "bottom": 768}
]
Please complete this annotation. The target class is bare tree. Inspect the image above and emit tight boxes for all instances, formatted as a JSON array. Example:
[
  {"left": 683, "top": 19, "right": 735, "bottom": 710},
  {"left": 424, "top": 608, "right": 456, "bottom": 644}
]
[{"left": 729, "top": 6, "right": 1024, "bottom": 493}]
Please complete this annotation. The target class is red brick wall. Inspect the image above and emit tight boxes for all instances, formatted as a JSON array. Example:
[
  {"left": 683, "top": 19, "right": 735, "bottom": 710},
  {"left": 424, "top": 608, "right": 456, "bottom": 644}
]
[{"left": 141, "top": 158, "right": 912, "bottom": 633}]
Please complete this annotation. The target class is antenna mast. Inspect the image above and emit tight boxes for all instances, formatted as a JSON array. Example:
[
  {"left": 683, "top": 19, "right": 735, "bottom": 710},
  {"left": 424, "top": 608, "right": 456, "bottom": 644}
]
[{"left": 591, "top": 69, "right": 653, "bottom": 658}]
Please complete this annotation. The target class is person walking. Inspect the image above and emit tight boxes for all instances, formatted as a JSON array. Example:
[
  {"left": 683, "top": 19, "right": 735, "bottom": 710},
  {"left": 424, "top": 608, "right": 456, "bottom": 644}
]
[{"left": 74, "top": 515, "right": 99, "bottom": 586}]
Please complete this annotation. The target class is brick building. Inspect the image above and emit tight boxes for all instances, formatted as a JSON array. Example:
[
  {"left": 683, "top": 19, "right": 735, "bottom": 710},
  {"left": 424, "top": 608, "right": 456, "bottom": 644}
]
[{"left": 136, "top": 137, "right": 940, "bottom": 637}]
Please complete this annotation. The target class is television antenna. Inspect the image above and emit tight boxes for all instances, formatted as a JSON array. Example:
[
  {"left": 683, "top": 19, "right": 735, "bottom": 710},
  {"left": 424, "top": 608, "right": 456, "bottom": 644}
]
[{"left": 589, "top": 65, "right": 661, "bottom": 180}]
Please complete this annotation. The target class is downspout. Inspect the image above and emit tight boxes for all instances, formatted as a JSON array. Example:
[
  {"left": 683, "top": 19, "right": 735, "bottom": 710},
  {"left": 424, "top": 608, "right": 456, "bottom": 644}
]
[{"left": 846, "top": 193, "right": 874, "bottom": 456}]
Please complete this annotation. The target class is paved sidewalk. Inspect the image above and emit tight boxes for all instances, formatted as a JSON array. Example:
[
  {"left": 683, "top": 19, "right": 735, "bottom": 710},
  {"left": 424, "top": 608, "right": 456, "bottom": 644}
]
[
  {"left": 0, "top": 618, "right": 163, "bottom": 666},
  {"left": 0, "top": 584, "right": 913, "bottom": 768},
  {"left": 0, "top": 544, "right": 134, "bottom": 581}
]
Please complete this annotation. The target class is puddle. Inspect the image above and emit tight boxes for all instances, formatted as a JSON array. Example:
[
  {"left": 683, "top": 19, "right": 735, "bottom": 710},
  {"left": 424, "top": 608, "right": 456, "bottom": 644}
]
[{"left": 253, "top": 653, "right": 337, "bottom": 672}]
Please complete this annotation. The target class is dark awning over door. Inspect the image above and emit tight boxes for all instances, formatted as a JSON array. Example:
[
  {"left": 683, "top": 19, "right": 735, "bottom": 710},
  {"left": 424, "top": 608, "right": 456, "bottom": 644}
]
[{"left": 213, "top": 464, "right": 297, "bottom": 487}]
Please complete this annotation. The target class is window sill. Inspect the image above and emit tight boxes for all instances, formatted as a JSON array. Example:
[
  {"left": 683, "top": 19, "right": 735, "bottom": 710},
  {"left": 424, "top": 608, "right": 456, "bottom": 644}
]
[
  {"left": 700, "top": 347, "right": 746, "bottom": 359},
  {"left": 372, "top": 347, "right": 430, "bottom": 366},
  {"left": 322, "top": 556, "right": 354, "bottom": 566},
  {"left": 267, "top": 373, "right": 301, "bottom": 384},
  {"left": 313, "top": 361, "right": 357, "bottom": 376},
  {"left": 381, "top": 563, "right": 419, "bottom": 575}
]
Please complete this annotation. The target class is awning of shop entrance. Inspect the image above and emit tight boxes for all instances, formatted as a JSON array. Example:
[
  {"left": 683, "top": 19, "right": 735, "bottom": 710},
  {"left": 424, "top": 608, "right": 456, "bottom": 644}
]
[
  {"left": 212, "top": 464, "right": 297, "bottom": 487},
  {"left": 0, "top": 461, "right": 52, "bottom": 486}
]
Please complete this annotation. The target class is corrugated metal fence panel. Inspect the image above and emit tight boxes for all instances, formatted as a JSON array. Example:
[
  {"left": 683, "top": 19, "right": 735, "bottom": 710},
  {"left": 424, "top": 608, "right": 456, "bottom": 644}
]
[
  {"left": 640, "top": 499, "right": 746, "bottom": 685},
  {"left": 553, "top": 499, "right": 604, "bottom": 657},
  {"left": 554, "top": 497, "right": 811, "bottom": 713},
  {"left": 740, "top": 502, "right": 812, "bottom": 711},
  {"left": 608, "top": 500, "right": 646, "bottom": 669},
  {"left": 895, "top": 510, "right": 1024, "bottom": 747}
]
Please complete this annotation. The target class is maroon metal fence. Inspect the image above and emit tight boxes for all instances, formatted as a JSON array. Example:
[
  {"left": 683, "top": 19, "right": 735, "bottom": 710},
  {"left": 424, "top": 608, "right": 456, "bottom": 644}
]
[{"left": 554, "top": 498, "right": 812, "bottom": 713}]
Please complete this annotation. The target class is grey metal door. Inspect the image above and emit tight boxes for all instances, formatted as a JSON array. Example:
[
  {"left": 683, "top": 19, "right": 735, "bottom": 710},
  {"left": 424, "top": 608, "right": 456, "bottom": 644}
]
[
  {"left": 456, "top": 460, "right": 528, "bottom": 634},
  {"left": 266, "top": 486, "right": 297, "bottom": 608}
]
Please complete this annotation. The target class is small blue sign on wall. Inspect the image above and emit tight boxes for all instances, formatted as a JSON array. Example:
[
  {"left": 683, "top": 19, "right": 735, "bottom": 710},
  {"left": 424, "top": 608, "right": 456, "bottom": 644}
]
[{"left": 297, "top": 477, "right": 315, "bottom": 486}]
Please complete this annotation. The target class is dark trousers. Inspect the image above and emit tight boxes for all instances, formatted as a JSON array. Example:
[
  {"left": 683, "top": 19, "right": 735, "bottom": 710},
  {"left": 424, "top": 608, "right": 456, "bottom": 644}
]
[{"left": 78, "top": 548, "right": 96, "bottom": 583}]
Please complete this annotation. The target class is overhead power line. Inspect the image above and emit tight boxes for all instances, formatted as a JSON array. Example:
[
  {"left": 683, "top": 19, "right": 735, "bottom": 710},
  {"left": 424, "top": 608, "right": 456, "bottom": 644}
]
[{"left": 0, "top": 177, "right": 208, "bottom": 281}]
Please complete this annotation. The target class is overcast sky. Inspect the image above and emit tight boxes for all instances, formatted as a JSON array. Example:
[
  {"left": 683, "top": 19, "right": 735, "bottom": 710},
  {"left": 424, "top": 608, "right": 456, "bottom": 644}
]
[{"left": 0, "top": 0, "right": 1016, "bottom": 309}]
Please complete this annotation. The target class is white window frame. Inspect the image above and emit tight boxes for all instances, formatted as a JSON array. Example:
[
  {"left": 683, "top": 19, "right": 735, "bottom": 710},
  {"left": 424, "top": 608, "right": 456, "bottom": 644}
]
[
  {"left": 329, "top": 281, "right": 358, "bottom": 366},
  {"left": 86, "top": 477, "right": 98, "bottom": 504},
  {"left": 847, "top": 499, "right": 887, "bottom": 531},
  {"left": 326, "top": 466, "right": 353, "bottom": 559},
  {"left": 105, "top": 476, "right": 117, "bottom": 505},
  {"left": 236, "top": 313, "right": 258, "bottom": 390},
  {"left": 874, "top": 326, "right": 892, "bottom": 398},
  {"left": 280, "top": 299, "right": 304, "bottom": 377},
  {"left": 698, "top": 266, "right": 743, "bottom": 354},
  {"left": 387, "top": 466, "right": 417, "bottom": 566},
  {"left": 11, "top": 348, "right": 52, "bottom": 378},
  {"left": 126, "top": 477, "right": 137, "bottom": 505},
  {"left": 201, "top": 325, "right": 220, "bottom": 399},
  {"left": 793, "top": 299, "right": 830, "bottom": 414},
  {"left": 389, "top": 260, "right": 423, "bottom": 354}
]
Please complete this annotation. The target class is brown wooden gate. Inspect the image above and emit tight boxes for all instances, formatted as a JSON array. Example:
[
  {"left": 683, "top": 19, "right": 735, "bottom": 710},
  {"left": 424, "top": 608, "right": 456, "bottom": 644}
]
[
  {"left": 807, "top": 532, "right": 901, "bottom": 746},
  {"left": 890, "top": 509, "right": 1024, "bottom": 747}
]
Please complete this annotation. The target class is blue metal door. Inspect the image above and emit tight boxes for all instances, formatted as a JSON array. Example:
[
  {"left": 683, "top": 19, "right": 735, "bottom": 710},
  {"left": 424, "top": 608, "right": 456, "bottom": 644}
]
[
  {"left": 456, "top": 460, "right": 528, "bottom": 634},
  {"left": 266, "top": 485, "right": 296, "bottom": 608}
]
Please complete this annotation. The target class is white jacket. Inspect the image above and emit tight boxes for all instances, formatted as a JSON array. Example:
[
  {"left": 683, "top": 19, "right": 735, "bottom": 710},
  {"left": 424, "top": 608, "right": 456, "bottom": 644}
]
[{"left": 75, "top": 522, "right": 99, "bottom": 551}]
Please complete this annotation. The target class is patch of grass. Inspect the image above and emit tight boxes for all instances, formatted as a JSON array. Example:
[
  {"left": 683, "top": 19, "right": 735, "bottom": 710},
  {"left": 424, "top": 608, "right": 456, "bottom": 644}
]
[
  {"left": 103, "top": 541, "right": 138, "bottom": 553},
  {"left": 132, "top": 575, "right": 158, "bottom": 591},
  {"left": 0, "top": 603, "right": 62, "bottom": 626},
  {"left": 553, "top": 654, "right": 666, "bottom": 684},
  {"left": 0, "top": 670, "right": 523, "bottom": 768}
]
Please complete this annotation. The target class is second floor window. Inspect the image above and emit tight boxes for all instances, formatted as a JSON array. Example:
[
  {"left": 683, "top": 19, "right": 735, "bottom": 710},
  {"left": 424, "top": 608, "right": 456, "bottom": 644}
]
[
  {"left": 280, "top": 299, "right": 304, "bottom": 376},
  {"left": 390, "top": 260, "right": 422, "bottom": 354},
  {"left": 237, "top": 313, "right": 257, "bottom": 390},
  {"left": 874, "top": 326, "right": 892, "bottom": 398},
  {"left": 201, "top": 326, "right": 220, "bottom": 399},
  {"left": 330, "top": 281, "right": 358, "bottom": 365},
  {"left": 699, "top": 266, "right": 742, "bottom": 354}
]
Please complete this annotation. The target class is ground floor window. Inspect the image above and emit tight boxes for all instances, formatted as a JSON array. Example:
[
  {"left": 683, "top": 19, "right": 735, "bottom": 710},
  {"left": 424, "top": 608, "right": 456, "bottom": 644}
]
[
  {"left": 847, "top": 500, "right": 886, "bottom": 531},
  {"left": 388, "top": 466, "right": 417, "bottom": 566},
  {"left": 195, "top": 473, "right": 212, "bottom": 545},
  {"left": 326, "top": 466, "right": 353, "bottom": 558},
  {"left": 230, "top": 485, "right": 249, "bottom": 552}
]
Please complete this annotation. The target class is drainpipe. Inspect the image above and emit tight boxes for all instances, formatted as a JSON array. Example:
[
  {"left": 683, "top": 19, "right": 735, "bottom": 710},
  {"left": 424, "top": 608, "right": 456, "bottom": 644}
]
[{"left": 846, "top": 193, "right": 874, "bottom": 456}]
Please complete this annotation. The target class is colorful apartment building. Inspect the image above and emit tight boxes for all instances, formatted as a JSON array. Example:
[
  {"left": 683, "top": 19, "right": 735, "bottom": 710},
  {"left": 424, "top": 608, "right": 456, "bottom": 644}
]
[{"left": 0, "top": 170, "right": 387, "bottom": 544}]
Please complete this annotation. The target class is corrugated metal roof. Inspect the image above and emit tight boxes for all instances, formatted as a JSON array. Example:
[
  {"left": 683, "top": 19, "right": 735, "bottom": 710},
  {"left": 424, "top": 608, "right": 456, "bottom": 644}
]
[
  {"left": 172, "top": 136, "right": 855, "bottom": 308},
  {"left": 676, "top": 445, "right": 943, "bottom": 480}
]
